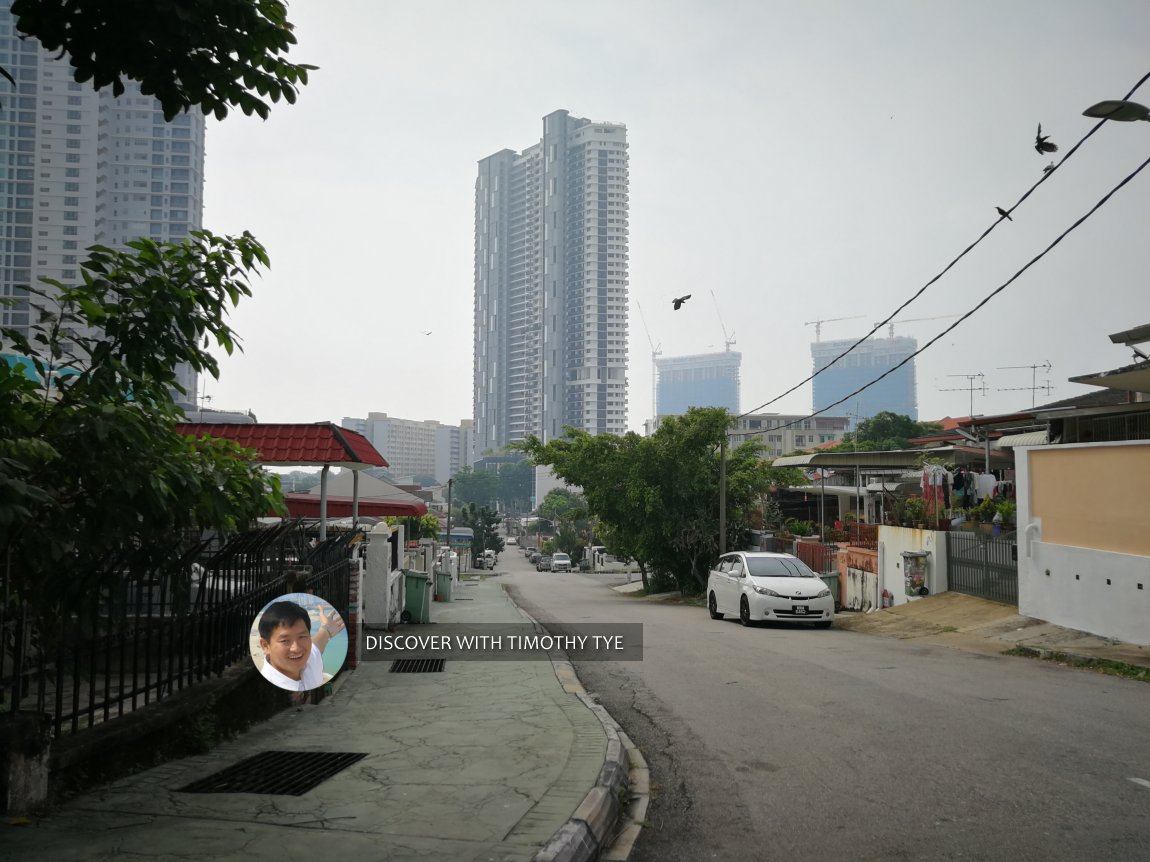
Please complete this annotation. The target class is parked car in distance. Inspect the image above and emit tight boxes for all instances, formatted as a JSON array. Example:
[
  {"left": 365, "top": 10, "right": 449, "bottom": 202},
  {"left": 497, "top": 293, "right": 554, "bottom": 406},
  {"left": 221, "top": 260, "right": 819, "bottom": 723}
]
[
  {"left": 536, "top": 555, "right": 552, "bottom": 572},
  {"left": 506, "top": 536, "right": 518, "bottom": 546},
  {"left": 529, "top": 551, "right": 542, "bottom": 564},
  {"left": 707, "top": 552, "right": 834, "bottom": 628},
  {"left": 550, "top": 552, "right": 571, "bottom": 573}
]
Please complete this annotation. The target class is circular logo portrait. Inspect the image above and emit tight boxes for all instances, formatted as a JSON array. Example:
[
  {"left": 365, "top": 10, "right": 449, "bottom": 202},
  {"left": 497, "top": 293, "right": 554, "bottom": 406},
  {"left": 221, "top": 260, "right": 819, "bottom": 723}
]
[{"left": 249, "top": 593, "right": 348, "bottom": 692}]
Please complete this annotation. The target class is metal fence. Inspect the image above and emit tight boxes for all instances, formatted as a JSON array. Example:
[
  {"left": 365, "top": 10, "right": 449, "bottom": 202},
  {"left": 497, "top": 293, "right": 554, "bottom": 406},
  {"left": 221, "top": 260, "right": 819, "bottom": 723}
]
[
  {"left": 1, "top": 521, "right": 354, "bottom": 737},
  {"left": 793, "top": 540, "right": 839, "bottom": 574},
  {"left": 945, "top": 530, "right": 1018, "bottom": 606},
  {"left": 847, "top": 522, "right": 879, "bottom": 550}
]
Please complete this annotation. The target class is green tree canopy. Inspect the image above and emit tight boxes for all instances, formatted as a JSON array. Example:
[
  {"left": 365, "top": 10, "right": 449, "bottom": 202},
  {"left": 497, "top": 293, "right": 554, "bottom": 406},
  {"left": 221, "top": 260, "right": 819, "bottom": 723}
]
[
  {"left": 457, "top": 503, "right": 504, "bottom": 559},
  {"left": 823, "top": 412, "right": 943, "bottom": 452},
  {"left": 7, "top": 0, "right": 314, "bottom": 120},
  {"left": 1, "top": 232, "right": 283, "bottom": 614},
  {"left": 517, "top": 408, "right": 771, "bottom": 594}
]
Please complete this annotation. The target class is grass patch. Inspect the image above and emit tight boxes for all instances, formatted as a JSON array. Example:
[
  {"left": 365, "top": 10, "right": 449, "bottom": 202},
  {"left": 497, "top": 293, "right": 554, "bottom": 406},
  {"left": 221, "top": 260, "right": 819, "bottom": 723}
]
[
  {"left": 939, "top": 625, "right": 958, "bottom": 633},
  {"left": 1004, "top": 646, "right": 1150, "bottom": 683}
]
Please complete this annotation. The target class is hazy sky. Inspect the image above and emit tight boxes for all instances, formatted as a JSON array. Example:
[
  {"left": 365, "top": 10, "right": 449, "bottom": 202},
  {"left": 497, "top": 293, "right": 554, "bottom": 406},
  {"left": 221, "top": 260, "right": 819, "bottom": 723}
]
[{"left": 202, "top": 0, "right": 1150, "bottom": 432}]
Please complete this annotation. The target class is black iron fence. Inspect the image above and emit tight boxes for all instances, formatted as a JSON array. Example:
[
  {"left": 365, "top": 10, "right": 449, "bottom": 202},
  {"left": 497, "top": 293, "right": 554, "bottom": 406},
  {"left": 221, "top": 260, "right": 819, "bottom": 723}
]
[{"left": 1, "top": 521, "right": 354, "bottom": 737}]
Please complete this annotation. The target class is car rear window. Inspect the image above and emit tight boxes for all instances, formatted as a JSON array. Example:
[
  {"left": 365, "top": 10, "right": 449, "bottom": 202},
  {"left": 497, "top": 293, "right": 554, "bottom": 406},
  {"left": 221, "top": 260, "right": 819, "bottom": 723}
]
[{"left": 746, "top": 556, "right": 819, "bottom": 578}]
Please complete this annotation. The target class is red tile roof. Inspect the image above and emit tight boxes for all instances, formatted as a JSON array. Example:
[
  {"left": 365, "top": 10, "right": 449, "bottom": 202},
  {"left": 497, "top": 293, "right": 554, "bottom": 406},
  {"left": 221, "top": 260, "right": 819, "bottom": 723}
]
[{"left": 176, "top": 422, "right": 388, "bottom": 468}]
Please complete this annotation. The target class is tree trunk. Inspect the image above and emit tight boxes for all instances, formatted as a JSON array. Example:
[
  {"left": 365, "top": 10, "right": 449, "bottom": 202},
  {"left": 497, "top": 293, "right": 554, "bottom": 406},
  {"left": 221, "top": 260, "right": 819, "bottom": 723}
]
[{"left": 638, "top": 560, "right": 649, "bottom": 592}]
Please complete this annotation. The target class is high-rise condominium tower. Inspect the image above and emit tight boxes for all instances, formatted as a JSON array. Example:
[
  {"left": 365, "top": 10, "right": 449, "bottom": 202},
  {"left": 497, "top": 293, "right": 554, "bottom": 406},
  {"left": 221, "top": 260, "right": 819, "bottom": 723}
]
[
  {"left": 811, "top": 335, "right": 918, "bottom": 422},
  {"left": 0, "top": 12, "right": 205, "bottom": 402},
  {"left": 474, "top": 110, "right": 629, "bottom": 453}
]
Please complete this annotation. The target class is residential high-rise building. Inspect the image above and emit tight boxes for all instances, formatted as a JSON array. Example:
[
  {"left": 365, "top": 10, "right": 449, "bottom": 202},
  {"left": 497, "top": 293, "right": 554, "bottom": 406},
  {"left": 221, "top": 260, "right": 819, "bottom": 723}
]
[
  {"left": 0, "top": 12, "right": 205, "bottom": 402},
  {"left": 342, "top": 413, "right": 473, "bottom": 484},
  {"left": 656, "top": 351, "right": 741, "bottom": 416},
  {"left": 474, "top": 110, "right": 629, "bottom": 453},
  {"left": 811, "top": 336, "right": 918, "bottom": 422}
]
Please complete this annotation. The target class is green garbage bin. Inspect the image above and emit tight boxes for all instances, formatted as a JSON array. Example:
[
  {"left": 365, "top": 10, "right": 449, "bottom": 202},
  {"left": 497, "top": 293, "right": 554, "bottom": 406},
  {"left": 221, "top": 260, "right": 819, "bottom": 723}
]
[
  {"left": 820, "top": 573, "right": 841, "bottom": 611},
  {"left": 435, "top": 571, "right": 453, "bottom": 603},
  {"left": 402, "top": 570, "right": 432, "bottom": 624}
]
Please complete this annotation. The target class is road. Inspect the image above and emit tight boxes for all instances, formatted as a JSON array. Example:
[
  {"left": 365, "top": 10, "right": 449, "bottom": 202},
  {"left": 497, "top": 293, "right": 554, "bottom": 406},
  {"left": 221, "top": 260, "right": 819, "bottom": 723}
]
[{"left": 495, "top": 549, "right": 1150, "bottom": 861}]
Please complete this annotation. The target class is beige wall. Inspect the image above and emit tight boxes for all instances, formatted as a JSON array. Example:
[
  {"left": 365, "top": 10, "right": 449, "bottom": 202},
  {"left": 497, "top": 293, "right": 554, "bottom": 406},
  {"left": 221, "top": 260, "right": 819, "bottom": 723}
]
[{"left": 1029, "top": 443, "right": 1150, "bottom": 556}]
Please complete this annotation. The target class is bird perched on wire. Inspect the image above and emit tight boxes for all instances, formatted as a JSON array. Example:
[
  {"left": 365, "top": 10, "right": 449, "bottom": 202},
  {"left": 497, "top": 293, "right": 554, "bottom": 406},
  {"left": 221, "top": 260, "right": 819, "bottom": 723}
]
[
  {"left": 996, "top": 207, "right": 1013, "bottom": 222},
  {"left": 1042, "top": 162, "right": 1055, "bottom": 174},
  {"left": 1034, "top": 123, "right": 1058, "bottom": 154},
  {"left": 672, "top": 294, "right": 692, "bottom": 310}
]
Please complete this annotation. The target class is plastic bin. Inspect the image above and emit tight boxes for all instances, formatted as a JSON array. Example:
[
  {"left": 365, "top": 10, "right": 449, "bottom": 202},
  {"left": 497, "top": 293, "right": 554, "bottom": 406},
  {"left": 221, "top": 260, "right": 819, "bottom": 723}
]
[
  {"left": 819, "top": 573, "right": 841, "bottom": 611},
  {"left": 402, "top": 570, "right": 432, "bottom": 623},
  {"left": 435, "top": 571, "right": 453, "bottom": 603}
]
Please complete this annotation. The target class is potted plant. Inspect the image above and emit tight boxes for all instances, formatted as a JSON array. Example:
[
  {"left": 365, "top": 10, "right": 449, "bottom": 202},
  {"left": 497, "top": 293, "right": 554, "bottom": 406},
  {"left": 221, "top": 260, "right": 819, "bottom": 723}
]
[{"left": 901, "top": 496, "right": 927, "bottom": 528}]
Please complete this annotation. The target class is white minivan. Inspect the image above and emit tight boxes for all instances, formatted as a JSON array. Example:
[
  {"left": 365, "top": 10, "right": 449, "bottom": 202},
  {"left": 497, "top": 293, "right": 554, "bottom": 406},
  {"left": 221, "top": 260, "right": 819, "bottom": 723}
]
[
  {"left": 550, "top": 552, "right": 572, "bottom": 573},
  {"left": 707, "top": 552, "right": 834, "bottom": 628}
]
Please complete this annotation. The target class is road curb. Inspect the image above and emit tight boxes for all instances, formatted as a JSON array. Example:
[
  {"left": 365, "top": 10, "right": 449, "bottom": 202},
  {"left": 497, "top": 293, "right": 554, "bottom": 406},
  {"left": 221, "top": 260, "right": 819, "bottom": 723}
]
[{"left": 501, "top": 587, "right": 647, "bottom": 862}]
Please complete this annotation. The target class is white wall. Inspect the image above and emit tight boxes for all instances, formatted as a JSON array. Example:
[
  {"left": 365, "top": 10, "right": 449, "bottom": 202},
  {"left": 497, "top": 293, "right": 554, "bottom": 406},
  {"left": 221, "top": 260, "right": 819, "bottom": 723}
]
[
  {"left": 1017, "top": 444, "right": 1150, "bottom": 645},
  {"left": 1021, "top": 541, "right": 1150, "bottom": 645},
  {"left": 877, "top": 526, "right": 949, "bottom": 606}
]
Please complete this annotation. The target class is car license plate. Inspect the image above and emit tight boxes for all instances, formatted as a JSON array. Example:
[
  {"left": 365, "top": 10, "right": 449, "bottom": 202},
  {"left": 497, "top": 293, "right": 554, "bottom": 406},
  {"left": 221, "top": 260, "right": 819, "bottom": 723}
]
[{"left": 792, "top": 605, "right": 809, "bottom": 615}]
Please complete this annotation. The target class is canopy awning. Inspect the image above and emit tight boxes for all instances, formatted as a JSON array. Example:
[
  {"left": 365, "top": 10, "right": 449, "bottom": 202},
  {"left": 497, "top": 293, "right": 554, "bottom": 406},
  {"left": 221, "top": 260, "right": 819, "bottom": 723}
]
[
  {"left": 773, "top": 445, "right": 1012, "bottom": 469},
  {"left": 993, "top": 430, "right": 1051, "bottom": 449},
  {"left": 284, "top": 493, "right": 426, "bottom": 518}
]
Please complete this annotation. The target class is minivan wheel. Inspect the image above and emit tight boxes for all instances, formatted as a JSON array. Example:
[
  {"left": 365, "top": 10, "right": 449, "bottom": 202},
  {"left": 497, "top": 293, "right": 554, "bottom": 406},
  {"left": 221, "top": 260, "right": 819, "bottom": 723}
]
[
  {"left": 708, "top": 593, "right": 722, "bottom": 620},
  {"left": 739, "top": 597, "right": 752, "bottom": 627}
]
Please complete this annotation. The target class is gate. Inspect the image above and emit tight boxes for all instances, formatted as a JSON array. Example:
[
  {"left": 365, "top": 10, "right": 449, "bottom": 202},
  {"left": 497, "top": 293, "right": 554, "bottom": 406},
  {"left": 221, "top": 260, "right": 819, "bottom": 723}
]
[{"left": 945, "top": 531, "right": 1018, "bottom": 606}]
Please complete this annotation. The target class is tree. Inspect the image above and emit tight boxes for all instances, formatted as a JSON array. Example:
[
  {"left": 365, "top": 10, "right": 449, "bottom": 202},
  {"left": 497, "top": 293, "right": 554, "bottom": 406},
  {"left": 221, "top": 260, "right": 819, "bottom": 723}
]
[
  {"left": 517, "top": 408, "right": 770, "bottom": 594},
  {"left": 823, "top": 412, "right": 943, "bottom": 452},
  {"left": 0, "top": 232, "right": 283, "bottom": 614},
  {"left": 387, "top": 513, "right": 441, "bottom": 541},
  {"left": 450, "top": 466, "right": 499, "bottom": 509},
  {"left": 457, "top": 503, "right": 504, "bottom": 559},
  {"left": 6, "top": 0, "right": 314, "bottom": 120}
]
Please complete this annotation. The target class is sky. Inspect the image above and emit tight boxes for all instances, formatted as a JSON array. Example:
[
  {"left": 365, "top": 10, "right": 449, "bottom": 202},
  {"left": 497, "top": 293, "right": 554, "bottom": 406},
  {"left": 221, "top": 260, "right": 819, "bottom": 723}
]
[{"left": 202, "top": 0, "right": 1150, "bottom": 432}]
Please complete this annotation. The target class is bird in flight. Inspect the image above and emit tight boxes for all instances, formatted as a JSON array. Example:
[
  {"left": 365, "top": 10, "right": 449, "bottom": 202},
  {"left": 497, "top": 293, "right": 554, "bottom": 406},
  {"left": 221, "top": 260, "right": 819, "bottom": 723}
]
[
  {"left": 1034, "top": 123, "right": 1058, "bottom": 154},
  {"left": 996, "top": 207, "right": 1013, "bottom": 222},
  {"left": 672, "top": 294, "right": 692, "bottom": 310},
  {"left": 1042, "top": 162, "right": 1055, "bottom": 174},
  {"left": 422, "top": 330, "right": 432, "bottom": 336}
]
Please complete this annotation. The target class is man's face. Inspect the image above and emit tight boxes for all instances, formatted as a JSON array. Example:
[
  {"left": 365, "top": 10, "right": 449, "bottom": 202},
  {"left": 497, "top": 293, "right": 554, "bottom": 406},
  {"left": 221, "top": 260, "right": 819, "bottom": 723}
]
[{"left": 260, "top": 619, "right": 312, "bottom": 680}]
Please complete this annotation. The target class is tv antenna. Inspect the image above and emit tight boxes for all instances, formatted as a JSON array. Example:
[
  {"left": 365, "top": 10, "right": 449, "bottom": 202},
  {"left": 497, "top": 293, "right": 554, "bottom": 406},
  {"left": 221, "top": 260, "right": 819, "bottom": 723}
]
[
  {"left": 996, "top": 360, "right": 1053, "bottom": 408},
  {"left": 939, "top": 372, "right": 986, "bottom": 420}
]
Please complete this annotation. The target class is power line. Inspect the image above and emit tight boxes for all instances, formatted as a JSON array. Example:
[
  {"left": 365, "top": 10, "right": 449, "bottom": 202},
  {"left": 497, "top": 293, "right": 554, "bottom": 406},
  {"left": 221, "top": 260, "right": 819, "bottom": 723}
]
[
  {"left": 753, "top": 150, "right": 1150, "bottom": 436},
  {"left": 739, "top": 68, "right": 1150, "bottom": 420}
]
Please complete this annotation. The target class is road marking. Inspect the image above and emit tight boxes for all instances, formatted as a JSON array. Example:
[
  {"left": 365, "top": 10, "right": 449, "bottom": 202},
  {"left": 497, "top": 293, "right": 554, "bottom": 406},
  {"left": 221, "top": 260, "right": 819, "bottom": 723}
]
[{"left": 1129, "top": 778, "right": 1150, "bottom": 790}]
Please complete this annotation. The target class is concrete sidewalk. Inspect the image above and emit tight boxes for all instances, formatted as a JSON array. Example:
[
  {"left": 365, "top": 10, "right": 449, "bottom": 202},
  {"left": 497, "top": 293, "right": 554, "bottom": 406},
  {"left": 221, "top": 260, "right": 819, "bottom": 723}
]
[
  {"left": 4, "top": 577, "right": 633, "bottom": 862},
  {"left": 833, "top": 591, "right": 1150, "bottom": 670}
]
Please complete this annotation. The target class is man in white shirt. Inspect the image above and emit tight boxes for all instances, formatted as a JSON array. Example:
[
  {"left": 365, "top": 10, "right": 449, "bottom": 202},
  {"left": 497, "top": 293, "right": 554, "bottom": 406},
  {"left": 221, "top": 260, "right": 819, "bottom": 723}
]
[{"left": 257, "top": 600, "right": 345, "bottom": 692}]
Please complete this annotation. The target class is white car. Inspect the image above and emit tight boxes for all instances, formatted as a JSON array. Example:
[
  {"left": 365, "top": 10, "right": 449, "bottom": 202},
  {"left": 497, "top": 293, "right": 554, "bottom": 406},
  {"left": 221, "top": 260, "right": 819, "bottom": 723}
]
[
  {"left": 550, "top": 552, "right": 571, "bottom": 573},
  {"left": 707, "top": 552, "right": 834, "bottom": 628}
]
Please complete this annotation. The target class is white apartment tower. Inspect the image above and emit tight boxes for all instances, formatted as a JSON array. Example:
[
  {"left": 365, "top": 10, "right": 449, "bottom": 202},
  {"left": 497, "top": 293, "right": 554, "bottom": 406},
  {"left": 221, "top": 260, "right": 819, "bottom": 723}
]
[
  {"left": 0, "top": 12, "right": 205, "bottom": 402},
  {"left": 474, "top": 110, "right": 629, "bottom": 453}
]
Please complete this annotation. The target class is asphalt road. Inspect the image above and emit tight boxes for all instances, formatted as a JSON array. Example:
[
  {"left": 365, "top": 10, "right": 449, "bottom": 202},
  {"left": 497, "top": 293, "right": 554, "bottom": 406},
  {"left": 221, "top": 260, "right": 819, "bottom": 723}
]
[{"left": 495, "top": 550, "right": 1150, "bottom": 861}]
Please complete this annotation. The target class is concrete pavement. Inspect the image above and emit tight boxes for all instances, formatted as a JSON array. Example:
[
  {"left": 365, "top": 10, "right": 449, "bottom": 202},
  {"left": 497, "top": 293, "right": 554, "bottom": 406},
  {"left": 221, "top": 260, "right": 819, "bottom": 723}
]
[{"left": 4, "top": 576, "right": 637, "bottom": 862}]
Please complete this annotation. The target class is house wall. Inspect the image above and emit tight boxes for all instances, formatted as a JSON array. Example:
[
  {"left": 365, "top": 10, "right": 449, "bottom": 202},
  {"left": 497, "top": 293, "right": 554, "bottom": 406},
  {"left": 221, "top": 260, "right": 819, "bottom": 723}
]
[
  {"left": 839, "top": 546, "right": 879, "bottom": 612},
  {"left": 1028, "top": 441, "right": 1150, "bottom": 556},
  {"left": 1017, "top": 441, "right": 1150, "bottom": 645},
  {"left": 877, "top": 526, "right": 949, "bottom": 605}
]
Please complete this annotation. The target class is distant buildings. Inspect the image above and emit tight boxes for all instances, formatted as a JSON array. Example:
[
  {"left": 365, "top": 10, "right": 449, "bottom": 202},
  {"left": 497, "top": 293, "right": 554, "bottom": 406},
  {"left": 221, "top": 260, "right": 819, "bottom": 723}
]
[
  {"left": 0, "top": 11, "right": 206, "bottom": 404},
  {"left": 342, "top": 413, "right": 473, "bottom": 484},
  {"left": 811, "top": 336, "right": 918, "bottom": 422},
  {"left": 646, "top": 412, "right": 850, "bottom": 457},
  {"left": 656, "top": 351, "right": 741, "bottom": 415},
  {"left": 473, "top": 110, "right": 629, "bottom": 453}
]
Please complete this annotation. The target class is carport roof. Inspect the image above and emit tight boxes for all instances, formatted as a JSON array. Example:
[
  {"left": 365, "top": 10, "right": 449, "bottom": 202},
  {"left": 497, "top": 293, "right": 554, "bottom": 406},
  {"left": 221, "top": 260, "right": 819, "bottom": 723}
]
[{"left": 772, "top": 445, "right": 1012, "bottom": 469}]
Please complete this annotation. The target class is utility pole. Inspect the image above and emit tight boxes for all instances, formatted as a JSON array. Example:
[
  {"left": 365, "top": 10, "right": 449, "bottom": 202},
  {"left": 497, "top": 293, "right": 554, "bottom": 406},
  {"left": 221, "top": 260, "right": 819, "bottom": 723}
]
[
  {"left": 719, "top": 437, "right": 727, "bottom": 555},
  {"left": 444, "top": 477, "right": 453, "bottom": 570}
]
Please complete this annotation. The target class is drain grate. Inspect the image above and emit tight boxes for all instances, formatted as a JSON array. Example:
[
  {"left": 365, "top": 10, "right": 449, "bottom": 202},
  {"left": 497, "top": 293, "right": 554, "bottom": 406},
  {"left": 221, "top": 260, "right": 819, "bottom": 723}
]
[
  {"left": 390, "top": 658, "right": 445, "bottom": 673},
  {"left": 178, "top": 751, "right": 368, "bottom": 796}
]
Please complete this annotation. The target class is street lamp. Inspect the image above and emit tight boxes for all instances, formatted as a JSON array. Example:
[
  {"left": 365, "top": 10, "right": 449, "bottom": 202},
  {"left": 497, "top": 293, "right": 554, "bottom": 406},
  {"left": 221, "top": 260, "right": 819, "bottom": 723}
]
[{"left": 1083, "top": 100, "right": 1150, "bottom": 122}]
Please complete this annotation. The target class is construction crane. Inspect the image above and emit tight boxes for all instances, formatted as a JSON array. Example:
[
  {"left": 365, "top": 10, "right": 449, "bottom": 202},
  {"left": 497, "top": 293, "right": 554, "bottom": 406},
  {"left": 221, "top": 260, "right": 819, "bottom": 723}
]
[
  {"left": 637, "top": 302, "right": 661, "bottom": 422},
  {"left": 803, "top": 315, "right": 864, "bottom": 341},
  {"left": 710, "top": 290, "right": 736, "bottom": 352},
  {"left": 874, "top": 314, "right": 958, "bottom": 338}
]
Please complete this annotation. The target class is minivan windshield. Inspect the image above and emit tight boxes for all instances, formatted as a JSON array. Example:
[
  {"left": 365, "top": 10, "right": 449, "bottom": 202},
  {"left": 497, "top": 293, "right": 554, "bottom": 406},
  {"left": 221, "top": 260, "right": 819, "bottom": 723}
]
[{"left": 745, "top": 557, "right": 819, "bottom": 578}]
